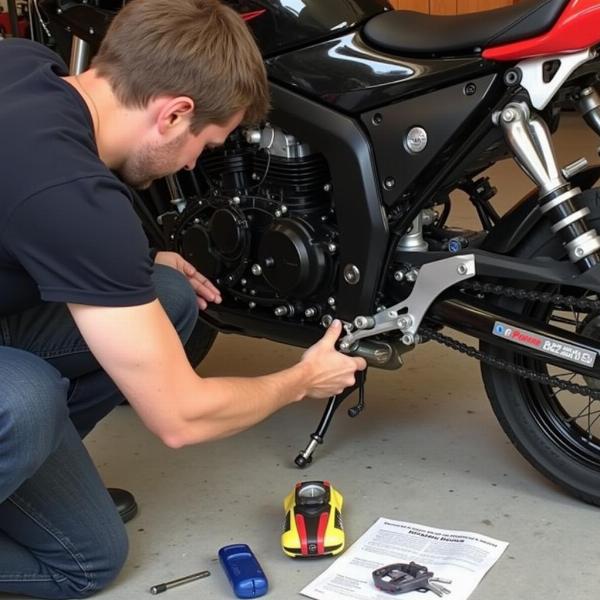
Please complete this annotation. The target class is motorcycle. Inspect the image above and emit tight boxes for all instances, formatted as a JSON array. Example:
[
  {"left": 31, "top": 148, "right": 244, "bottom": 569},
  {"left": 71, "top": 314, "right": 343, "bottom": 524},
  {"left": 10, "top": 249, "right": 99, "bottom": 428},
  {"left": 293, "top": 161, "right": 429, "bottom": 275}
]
[{"left": 35, "top": 0, "right": 600, "bottom": 506}]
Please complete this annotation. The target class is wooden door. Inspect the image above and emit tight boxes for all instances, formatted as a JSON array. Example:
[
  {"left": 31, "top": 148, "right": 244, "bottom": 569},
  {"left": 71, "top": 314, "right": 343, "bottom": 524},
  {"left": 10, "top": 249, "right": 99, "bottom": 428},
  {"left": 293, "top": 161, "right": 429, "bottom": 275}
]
[{"left": 390, "top": 0, "right": 514, "bottom": 13}]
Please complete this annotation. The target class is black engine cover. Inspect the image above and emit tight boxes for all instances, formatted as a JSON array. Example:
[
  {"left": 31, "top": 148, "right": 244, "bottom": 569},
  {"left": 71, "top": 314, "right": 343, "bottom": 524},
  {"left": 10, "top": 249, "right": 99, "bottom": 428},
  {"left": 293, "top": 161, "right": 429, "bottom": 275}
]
[
  {"left": 258, "top": 218, "right": 327, "bottom": 297},
  {"left": 180, "top": 224, "right": 222, "bottom": 279}
]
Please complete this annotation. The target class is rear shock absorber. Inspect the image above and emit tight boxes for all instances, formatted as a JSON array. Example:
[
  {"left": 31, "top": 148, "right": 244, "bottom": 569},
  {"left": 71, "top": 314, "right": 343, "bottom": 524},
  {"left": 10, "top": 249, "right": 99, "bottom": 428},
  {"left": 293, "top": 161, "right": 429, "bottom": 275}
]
[
  {"left": 496, "top": 101, "right": 600, "bottom": 270},
  {"left": 578, "top": 86, "right": 600, "bottom": 136}
]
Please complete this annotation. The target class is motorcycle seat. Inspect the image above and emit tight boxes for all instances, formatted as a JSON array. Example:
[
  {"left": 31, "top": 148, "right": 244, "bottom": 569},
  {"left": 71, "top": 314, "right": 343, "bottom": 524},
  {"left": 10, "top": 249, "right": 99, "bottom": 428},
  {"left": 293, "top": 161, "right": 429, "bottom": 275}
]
[{"left": 362, "top": 0, "right": 570, "bottom": 56}]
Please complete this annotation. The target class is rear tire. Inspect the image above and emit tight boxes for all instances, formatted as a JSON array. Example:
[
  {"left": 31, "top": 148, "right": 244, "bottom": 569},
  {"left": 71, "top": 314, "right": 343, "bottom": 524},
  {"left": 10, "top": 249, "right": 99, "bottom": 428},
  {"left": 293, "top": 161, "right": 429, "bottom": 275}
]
[{"left": 481, "top": 188, "right": 600, "bottom": 505}]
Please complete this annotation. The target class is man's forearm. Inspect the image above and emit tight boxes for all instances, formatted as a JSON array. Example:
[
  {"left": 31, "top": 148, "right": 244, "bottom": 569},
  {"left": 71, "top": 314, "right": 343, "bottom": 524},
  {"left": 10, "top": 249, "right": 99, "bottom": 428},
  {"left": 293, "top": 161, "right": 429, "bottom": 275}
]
[
  {"left": 69, "top": 300, "right": 360, "bottom": 449},
  {"left": 165, "top": 362, "right": 312, "bottom": 447}
]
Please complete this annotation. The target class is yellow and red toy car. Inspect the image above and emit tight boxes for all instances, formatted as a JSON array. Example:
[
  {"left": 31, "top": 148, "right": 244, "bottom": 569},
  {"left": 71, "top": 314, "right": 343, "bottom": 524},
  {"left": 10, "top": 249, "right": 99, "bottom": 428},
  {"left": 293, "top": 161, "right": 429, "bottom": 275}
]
[{"left": 281, "top": 480, "right": 345, "bottom": 558}]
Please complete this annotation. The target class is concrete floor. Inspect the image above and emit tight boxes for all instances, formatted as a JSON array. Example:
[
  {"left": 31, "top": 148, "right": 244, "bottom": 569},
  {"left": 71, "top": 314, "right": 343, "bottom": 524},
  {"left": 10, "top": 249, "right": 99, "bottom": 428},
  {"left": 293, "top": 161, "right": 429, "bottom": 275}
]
[{"left": 10, "top": 116, "right": 600, "bottom": 599}]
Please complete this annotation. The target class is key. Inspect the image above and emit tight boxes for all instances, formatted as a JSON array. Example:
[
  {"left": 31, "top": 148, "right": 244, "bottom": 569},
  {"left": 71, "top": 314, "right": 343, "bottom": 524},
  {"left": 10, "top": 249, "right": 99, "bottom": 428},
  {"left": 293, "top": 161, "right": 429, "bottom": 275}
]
[
  {"left": 426, "top": 581, "right": 451, "bottom": 597},
  {"left": 431, "top": 577, "right": 452, "bottom": 585}
]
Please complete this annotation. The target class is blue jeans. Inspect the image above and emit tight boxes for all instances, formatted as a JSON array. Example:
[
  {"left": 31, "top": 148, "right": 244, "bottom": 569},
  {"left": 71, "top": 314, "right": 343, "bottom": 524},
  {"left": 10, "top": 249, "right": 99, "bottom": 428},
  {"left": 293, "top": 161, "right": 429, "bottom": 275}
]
[{"left": 0, "top": 265, "right": 198, "bottom": 599}]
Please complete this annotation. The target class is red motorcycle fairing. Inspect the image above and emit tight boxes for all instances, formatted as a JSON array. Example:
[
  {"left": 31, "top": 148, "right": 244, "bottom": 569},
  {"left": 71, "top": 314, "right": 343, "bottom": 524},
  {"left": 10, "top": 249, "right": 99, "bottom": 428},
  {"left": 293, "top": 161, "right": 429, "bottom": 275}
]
[
  {"left": 483, "top": 0, "right": 600, "bottom": 61},
  {"left": 240, "top": 9, "right": 266, "bottom": 21}
]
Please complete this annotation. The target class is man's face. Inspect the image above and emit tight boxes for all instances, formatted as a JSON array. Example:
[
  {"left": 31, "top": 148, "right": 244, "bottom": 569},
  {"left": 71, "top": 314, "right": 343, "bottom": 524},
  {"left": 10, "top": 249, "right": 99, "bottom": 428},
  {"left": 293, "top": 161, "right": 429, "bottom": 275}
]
[{"left": 119, "top": 111, "right": 244, "bottom": 189}]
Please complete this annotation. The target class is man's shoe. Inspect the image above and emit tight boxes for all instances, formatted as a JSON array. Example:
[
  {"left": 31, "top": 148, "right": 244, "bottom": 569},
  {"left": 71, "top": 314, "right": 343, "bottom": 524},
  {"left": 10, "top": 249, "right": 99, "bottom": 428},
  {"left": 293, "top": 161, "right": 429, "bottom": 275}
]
[{"left": 108, "top": 488, "right": 138, "bottom": 523}]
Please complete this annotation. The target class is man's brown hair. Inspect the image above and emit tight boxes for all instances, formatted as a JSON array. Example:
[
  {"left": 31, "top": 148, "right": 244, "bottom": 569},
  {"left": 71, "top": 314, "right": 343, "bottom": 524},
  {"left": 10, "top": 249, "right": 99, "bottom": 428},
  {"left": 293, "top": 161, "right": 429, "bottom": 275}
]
[{"left": 92, "top": 0, "right": 269, "bottom": 132}]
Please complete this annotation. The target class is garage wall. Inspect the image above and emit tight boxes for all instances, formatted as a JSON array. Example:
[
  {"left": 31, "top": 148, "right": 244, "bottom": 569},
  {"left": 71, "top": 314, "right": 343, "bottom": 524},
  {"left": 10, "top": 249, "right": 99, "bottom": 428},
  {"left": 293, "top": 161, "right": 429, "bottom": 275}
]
[{"left": 390, "top": 0, "right": 514, "bottom": 15}]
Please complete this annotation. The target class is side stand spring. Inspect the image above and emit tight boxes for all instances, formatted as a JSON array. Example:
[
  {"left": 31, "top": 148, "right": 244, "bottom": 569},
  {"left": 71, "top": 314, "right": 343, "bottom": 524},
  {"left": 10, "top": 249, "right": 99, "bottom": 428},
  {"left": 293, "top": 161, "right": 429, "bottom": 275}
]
[{"left": 294, "top": 370, "right": 367, "bottom": 468}]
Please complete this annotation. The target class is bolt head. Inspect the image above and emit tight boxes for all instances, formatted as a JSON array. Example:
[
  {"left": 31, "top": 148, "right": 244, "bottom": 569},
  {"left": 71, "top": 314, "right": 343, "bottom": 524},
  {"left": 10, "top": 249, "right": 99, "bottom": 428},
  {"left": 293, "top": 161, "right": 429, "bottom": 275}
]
[
  {"left": 251, "top": 264, "right": 262, "bottom": 276},
  {"left": 457, "top": 264, "right": 468, "bottom": 275},
  {"left": 405, "top": 269, "right": 418, "bottom": 282},
  {"left": 397, "top": 316, "right": 413, "bottom": 330},
  {"left": 274, "top": 210, "right": 282, "bottom": 217},
  {"left": 321, "top": 315, "right": 333, "bottom": 327},
  {"left": 328, "top": 243, "right": 337, "bottom": 253},
  {"left": 402, "top": 333, "right": 415, "bottom": 346},
  {"left": 249, "top": 301, "right": 256, "bottom": 309},
  {"left": 575, "top": 247, "right": 585, "bottom": 257},
  {"left": 394, "top": 270, "right": 404, "bottom": 282},
  {"left": 343, "top": 264, "right": 360, "bottom": 285},
  {"left": 328, "top": 297, "right": 336, "bottom": 306},
  {"left": 502, "top": 109, "right": 516, "bottom": 122}
]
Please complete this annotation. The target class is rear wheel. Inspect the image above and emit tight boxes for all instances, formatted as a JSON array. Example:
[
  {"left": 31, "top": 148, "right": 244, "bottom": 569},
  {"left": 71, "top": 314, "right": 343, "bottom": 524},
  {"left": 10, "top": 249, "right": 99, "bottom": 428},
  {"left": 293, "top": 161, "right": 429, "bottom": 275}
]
[{"left": 481, "top": 188, "right": 600, "bottom": 505}]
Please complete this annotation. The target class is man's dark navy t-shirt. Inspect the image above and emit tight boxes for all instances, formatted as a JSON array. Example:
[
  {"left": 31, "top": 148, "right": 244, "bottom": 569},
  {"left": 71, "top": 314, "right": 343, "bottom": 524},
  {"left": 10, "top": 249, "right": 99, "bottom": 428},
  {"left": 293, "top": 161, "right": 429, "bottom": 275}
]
[{"left": 0, "top": 39, "right": 156, "bottom": 317}]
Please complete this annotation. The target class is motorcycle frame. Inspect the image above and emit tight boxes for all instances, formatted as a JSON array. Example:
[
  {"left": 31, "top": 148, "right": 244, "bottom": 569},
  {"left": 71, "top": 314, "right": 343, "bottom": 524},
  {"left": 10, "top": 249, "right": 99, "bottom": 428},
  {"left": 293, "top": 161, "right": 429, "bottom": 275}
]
[{"left": 41, "top": 0, "right": 600, "bottom": 370}]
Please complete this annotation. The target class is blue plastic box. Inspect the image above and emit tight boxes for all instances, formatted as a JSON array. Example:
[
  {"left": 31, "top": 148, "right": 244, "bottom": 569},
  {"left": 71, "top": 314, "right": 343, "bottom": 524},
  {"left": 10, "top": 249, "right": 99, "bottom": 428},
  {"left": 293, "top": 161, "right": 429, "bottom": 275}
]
[{"left": 218, "top": 544, "right": 268, "bottom": 598}]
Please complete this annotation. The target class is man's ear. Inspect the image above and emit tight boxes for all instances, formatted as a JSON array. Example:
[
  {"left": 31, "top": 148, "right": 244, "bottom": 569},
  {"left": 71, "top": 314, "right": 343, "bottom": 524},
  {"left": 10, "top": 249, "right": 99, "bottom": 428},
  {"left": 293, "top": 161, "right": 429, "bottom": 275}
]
[{"left": 156, "top": 96, "right": 195, "bottom": 136}]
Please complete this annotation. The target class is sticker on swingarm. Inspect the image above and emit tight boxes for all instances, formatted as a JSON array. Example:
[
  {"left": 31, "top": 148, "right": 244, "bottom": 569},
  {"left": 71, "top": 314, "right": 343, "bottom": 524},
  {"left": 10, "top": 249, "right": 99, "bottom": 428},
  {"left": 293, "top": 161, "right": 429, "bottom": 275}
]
[{"left": 493, "top": 321, "right": 597, "bottom": 367}]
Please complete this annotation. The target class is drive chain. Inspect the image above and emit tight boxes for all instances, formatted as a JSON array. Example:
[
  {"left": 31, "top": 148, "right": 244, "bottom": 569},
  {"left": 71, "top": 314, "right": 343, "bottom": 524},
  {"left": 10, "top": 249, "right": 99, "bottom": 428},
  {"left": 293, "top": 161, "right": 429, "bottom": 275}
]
[{"left": 418, "top": 279, "right": 600, "bottom": 399}]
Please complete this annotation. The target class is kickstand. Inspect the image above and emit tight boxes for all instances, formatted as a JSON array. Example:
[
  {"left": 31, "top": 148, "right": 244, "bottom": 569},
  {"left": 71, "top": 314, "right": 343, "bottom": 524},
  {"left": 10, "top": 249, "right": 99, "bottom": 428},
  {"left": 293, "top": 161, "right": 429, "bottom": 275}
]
[{"left": 294, "top": 370, "right": 367, "bottom": 468}]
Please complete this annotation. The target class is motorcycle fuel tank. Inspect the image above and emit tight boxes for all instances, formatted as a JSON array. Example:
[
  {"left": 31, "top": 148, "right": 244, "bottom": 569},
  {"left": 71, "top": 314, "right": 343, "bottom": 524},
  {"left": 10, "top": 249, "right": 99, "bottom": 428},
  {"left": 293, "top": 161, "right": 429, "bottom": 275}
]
[
  {"left": 228, "top": 0, "right": 390, "bottom": 57},
  {"left": 40, "top": 0, "right": 389, "bottom": 57}
]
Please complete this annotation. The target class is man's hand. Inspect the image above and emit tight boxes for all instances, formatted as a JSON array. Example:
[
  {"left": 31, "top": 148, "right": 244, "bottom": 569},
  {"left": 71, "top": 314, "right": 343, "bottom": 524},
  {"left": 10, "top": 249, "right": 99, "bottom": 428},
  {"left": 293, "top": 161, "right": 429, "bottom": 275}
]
[
  {"left": 154, "top": 251, "right": 222, "bottom": 309},
  {"left": 300, "top": 320, "right": 367, "bottom": 398}
]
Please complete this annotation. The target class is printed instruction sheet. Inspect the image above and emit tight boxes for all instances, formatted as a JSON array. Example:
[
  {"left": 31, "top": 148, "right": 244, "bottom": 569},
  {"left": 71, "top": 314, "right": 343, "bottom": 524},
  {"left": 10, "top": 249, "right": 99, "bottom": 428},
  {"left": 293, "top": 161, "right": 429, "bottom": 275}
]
[{"left": 301, "top": 517, "right": 508, "bottom": 600}]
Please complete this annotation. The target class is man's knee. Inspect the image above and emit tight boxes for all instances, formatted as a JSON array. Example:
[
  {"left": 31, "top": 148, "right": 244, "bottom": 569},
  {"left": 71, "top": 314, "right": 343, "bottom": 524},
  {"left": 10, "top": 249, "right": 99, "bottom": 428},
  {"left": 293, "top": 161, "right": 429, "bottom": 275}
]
[
  {"left": 153, "top": 264, "right": 198, "bottom": 342},
  {"left": 0, "top": 349, "right": 69, "bottom": 492},
  {"left": 53, "top": 524, "right": 129, "bottom": 599}
]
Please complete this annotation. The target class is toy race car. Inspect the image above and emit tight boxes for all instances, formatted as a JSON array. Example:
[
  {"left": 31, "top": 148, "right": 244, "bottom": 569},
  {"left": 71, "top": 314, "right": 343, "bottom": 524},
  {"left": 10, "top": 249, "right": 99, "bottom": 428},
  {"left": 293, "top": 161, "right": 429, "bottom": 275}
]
[{"left": 281, "top": 480, "right": 345, "bottom": 558}]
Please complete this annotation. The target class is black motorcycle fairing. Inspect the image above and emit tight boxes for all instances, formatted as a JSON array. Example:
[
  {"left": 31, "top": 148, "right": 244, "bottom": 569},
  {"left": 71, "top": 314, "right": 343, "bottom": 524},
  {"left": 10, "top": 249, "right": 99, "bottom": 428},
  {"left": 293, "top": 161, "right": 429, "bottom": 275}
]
[
  {"left": 266, "top": 31, "right": 496, "bottom": 113},
  {"left": 362, "top": 0, "right": 570, "bottom": 56},
  {"left": 360, "top": 74, "right": 498, "bottom": 205}
]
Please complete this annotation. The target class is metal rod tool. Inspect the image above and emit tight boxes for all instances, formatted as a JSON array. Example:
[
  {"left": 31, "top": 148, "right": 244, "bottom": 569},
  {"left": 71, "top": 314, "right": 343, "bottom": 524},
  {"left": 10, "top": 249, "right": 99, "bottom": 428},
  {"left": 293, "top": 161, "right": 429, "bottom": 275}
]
[{"left": 150, "top": 570, "right": 210, "bottom": 594}]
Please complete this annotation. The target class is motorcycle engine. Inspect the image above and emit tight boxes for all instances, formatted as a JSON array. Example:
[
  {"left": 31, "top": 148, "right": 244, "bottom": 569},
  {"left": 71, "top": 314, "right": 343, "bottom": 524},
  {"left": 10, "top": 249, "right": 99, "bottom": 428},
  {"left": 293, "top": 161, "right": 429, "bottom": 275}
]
[{"left": 163, "top": 125, "right": 338, "bottom": 321}]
